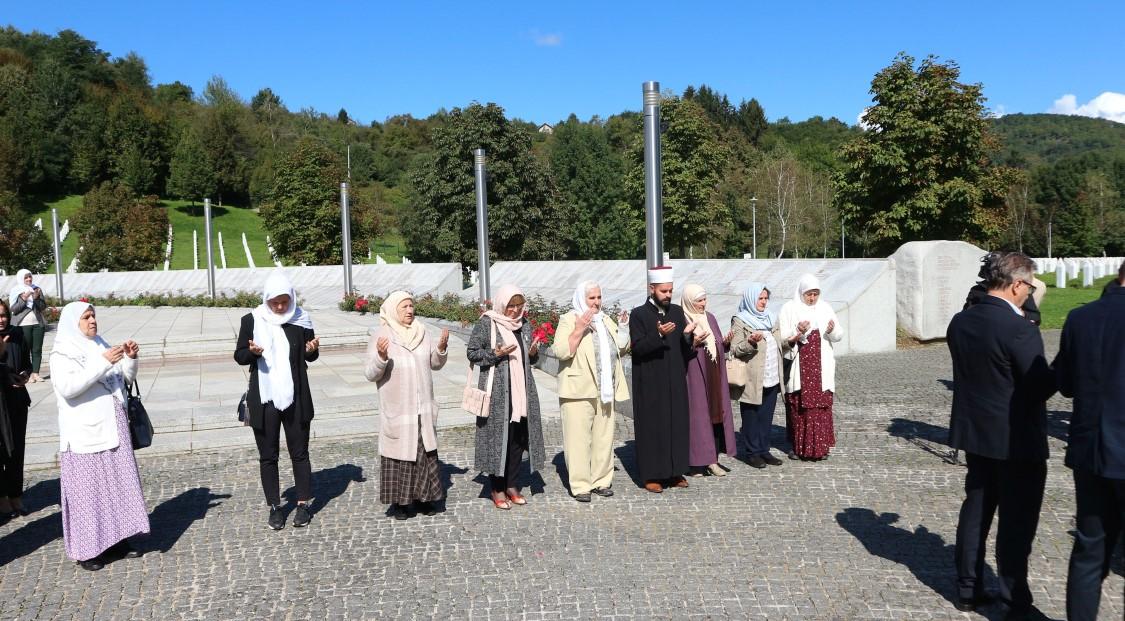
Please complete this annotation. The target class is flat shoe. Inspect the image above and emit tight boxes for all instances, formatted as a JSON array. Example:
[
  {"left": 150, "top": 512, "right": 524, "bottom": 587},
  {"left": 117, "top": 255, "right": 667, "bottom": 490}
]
[
  {"left": 490, "top": 494, "right": 511, "bottom": 510},
  {"left": 747, "top": 455, "right": 767, "bottom": 469},
  {"left": 591, "top": 487, "right": 614, "bottom": 497},
  {"left": 643, "top": 481, "right": 663, "bottom": 493},
  {"left": 669, "top": 476, "right": 689, "bottom": 488},
  {"left": 505, "top": 490, "right": 527, "bottom": 505},
  {"left": 762, "top": 454, "right": 783, "bottom": 466},
  {"left": 78, "top": 558, "right": 104, "bottom": 571},
  {"left": 574, "top": 493, "right": 591, "bottom": 503},
  {"left": 787, "top": 451, "right": 799, "bottom": 460},
  {"left": 707, "top": 464, "right": 727, "bottom": 477}
]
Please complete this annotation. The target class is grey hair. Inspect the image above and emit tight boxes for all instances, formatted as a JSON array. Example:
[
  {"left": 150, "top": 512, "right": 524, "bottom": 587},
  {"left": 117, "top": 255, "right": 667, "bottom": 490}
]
[{"left": 985, "top": 252, "right": 1035, "bottom": 290}]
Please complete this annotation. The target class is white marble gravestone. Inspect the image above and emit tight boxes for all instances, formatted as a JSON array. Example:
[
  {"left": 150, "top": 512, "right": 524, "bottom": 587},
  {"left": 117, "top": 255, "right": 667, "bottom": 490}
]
[{"left": 889, "top": 240, "right": 986, "bottom": 341}]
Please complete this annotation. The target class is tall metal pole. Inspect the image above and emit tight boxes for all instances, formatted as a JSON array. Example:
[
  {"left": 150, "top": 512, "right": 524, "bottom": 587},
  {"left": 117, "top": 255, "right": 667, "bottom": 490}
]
[
  {"left": 841, "top": 218, "right": 846, "bottom": 259},
  {"left": 51, "top": 208, "right": 64, "bottom": 299},
  {"left": 642, "top": 81, "right": 664, "bottom": 269},
  {"left": 473, "top": 148, "right": 491, "bottom": 304},
  {"left": 1047, "top": 220, "right": 1053, "bottom": 259},
  {"left": 204, "top": 198, "right": 216, "bottom": 300},
  {"left": 750, "top": 196, "right": 758, "bottom": 259},
  {"left": 340, "top": 182, "right": 353, "bottom": 295}
]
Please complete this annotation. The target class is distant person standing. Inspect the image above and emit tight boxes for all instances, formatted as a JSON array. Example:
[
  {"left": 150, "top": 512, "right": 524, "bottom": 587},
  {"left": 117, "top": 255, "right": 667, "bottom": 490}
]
[
  {"left": 8, "top": 269, "right": 48, "bottom": 382},
  {"left": 946, "top": 252, "right": 1056, "bottom": 618},
  {"left": 964, "top": 251, "right": 1045, "bottom": 326},
  {"left": 1054, "top": 260, "right": 1125, "bottom": 621},
  {"left": 0, "top": 299, "right": 32, "bottom": 518},
  {"left": 680, "top": 284, "right": 737, "bottom": 477},
  {"left": 728, "top": 283, "right": 786, "bottom": 468},
  {"left": 628, "top": 267, "right": 705, "bottom": 493}
]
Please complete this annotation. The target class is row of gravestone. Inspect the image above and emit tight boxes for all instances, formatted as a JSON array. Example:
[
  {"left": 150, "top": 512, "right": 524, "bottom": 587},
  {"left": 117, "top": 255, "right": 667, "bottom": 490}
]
[{"left": 1033, "top": 257, "right": 1123, "bottom": 288}]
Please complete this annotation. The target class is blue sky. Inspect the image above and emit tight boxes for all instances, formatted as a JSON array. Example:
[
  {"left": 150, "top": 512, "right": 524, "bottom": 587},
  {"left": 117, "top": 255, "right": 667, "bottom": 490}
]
[{"left": 5, "top": 1, "right": 1123, "bottom": 125}]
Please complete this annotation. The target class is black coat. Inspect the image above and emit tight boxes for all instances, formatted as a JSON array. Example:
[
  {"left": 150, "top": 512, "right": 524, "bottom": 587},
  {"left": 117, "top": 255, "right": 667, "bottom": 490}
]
[
  {"left": 629, "top": 300, "right": 692, "bottom": 481},
  {"left": 234, "top": 313, "right": 318, "bottom": 429},
  {"left": 946, "top": 295, "right": 1055, "bottom": 461},
  {"left": 964, "top": 282, "right": 1041, "bottom": 325},
  {"left": 1054, "top": 286, "right": 1125, "bottom": 478}
]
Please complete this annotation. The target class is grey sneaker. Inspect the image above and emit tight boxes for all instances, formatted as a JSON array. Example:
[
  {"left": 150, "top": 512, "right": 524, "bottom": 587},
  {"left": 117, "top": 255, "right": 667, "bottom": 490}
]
[
  {"left": 268, "top": 505, "right": 285, "bottom": 530},
  {"left": 292, "top": 503, "right": 311, "bottom": 527}
]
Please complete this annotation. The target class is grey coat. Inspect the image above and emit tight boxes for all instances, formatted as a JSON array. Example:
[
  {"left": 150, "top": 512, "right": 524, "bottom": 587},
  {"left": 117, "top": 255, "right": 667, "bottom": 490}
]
[
  {"left": 10, "top": 294, "right": 47, "bottom": 327},
  {"left": 466, "top": 316, "right": 546, "bottom": 476}
]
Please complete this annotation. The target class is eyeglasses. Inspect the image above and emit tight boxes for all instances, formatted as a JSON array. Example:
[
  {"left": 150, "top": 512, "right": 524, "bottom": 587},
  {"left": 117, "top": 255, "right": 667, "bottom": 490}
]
[{"left": 1016, "top": 280, "right": 1037, "bottom": 296}]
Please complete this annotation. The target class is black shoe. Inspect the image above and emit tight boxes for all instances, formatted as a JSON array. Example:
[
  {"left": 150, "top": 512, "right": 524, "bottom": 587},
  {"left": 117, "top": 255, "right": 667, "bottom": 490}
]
[
  {"left": 292, "top": 504, "right": 311, "bottom": 527},
  {"left": 268, "top": 505, "right": 285, "bottom": 530},
  {"left": 954, "top": 594, "right": 994, "bottom": 612},
  {"left": 574, "top": 493, "right": 591, "bottom": 503},
  {"left": 416, "top": 501, "right": 438, "bottom": 516},
  {"left": 762, "top": 454, "right": 783, "bottom": 466},
  {"left": 787, "top": 451, "right": 799, "bottom": 460},
  {"left": 112, "top": 541, "right": 142, "bottom": 559},
  {"left": 591, "top": 487, "right": 614, "bottom": 497},
  {"left": 78, "top": 558, "right": 104, "bottom": 571},
  {"left": 391, "top": 504, "right": 409, "bottom": 520},
  {"left": 748, "top": 455, "right": 767, "bottom": 469},
  {"left": 1003, "top": 607, "right": 1034, "bottom": 621}
]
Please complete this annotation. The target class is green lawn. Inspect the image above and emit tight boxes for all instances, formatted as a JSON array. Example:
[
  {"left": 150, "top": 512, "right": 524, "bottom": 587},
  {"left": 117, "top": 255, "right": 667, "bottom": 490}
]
[
  {"left": 1038, "top": 271, "right": 1118, "bottom": 329},
  {"left": 367, "top": 231, "right": 407, "bottom": 263},
  {"left": 26, "top": 195, "right": 83, "bottom": 274}
]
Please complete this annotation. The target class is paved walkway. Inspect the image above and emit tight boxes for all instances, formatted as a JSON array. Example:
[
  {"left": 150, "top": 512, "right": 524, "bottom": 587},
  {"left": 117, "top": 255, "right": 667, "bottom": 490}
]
[{"left": 3, "top": 328, "right": 1120, "bottom": 619}]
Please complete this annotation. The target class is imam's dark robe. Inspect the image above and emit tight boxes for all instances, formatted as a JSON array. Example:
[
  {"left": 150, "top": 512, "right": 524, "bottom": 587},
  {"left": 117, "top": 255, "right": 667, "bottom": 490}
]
[{"left": 629, "top": 300, "right": 693, "bottom": 482}]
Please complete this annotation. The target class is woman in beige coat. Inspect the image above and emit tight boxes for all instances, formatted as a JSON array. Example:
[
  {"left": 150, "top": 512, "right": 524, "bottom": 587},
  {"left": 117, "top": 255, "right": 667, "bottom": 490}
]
[
  {"left": 728, "top": 282, "right": 787, "bottom": 469},
  {"left": 551, "top": 281, "right": 630, "bottom": 502},
  {"left": 365, "top": 291, "right": 450, "bottom": 520}
]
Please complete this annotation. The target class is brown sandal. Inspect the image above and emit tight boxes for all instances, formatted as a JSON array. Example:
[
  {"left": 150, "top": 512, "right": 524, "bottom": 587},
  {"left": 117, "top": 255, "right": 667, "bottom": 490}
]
[{"left": 491, "top": 493, "right": 511, "bottom": 510}]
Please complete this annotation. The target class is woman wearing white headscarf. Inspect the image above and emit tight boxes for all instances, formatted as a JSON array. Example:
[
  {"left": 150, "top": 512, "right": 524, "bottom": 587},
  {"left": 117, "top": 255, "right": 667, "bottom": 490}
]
[
  {"left": 728, "top": 282, "right": 787, "bottom": 468},
  {"left": 681, "top": 284, "right": 737, "bottom": 477},
  {"left": 365, "top": 291, "right": 450, "bottom": 520},
  {"left": 466, "top": 284, "right": 545, "bottom": 510},
  {"left": 551, "top": 281, "right": 630, "bottom": 502},
  {"left": 9, "top": 269, "right": 48, "bottom": 382},
  {"left": 234, "top": 271, "right": 320, "bottom": 530},
  {"left": 777, "top": 274, "right": 844, "bottom": 461},
  {"left": 50, "top": 301, "right": 148, "bottom": 571}
]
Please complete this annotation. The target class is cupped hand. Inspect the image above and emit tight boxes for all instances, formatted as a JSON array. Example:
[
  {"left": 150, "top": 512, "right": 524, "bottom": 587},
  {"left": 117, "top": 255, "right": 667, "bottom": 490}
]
[
  {"left": 103, "top": 345, "right": 124, "bottom": 364},
  {"left": 122, "top": 340, "right": 139, "bottom": 358},
  {"left": 247, "top": 339, "right": 264, "bottom": 356},
  {"left": 438, "top": 328, "right": 450, "bottom": 352},
  {"left": 376, "top": 336, "right": 390, "bottom": 360},
  {"left": 656, "top": 321, "right": 676, "bottom": 337},
  {"left": 305, "top": 337, "right": 320, "bottom": 353}
]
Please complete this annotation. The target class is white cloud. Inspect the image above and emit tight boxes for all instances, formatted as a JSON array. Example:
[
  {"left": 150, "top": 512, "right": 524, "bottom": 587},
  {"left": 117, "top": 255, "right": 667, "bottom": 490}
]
[
  {"left": 529, "top": 30, "right": 562, "bottom": 47},
  {"left": 1048, "top": 91, "right": 1125, "bottom": 124},
  {"left": 989, "top": 104, "right": 1007, "bottom": 118},
  {"left": 856, "top": 107, "right": 873, "bottom": 130}
]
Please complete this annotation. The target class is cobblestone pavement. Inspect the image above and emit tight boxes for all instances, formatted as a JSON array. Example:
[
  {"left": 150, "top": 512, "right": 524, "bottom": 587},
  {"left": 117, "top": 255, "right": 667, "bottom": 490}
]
[{"left": 1, "top": 331, "right": 1119, "bottom": 620}]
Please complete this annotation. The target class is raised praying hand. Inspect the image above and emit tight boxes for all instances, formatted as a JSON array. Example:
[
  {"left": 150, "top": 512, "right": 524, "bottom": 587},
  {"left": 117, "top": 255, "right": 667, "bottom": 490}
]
[
  {"left": 122, "top": 339, "right": 139, "bottom": 359},
  {"left": 247, "top": 339, "right": 264, "bottom": 356},
  {"left": 305, "top": 337, "right": 320, "bottom": 353},
  {"left": 825, "top": 319, "right": 835, "bottom": 334},
  {"left": 376, "top": 336, "right": 390, "bottom": 360},
  {"left": 656, "top": 321, "right": 676, "bottom": 337},
  {"left": 437, "top": 328, "right": 449, "bottom": 352},
  {"left": 749, "top": 331, "right": 764, "bottom": 344},
  {"left": 576, "top": 308, "right": 596, "bottom": 332}
]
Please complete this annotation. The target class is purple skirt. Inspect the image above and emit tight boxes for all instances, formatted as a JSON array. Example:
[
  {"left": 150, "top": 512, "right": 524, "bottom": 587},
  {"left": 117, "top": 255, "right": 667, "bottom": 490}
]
[{"left": 59, "top": 398, "right": 150, "bottom": 561}]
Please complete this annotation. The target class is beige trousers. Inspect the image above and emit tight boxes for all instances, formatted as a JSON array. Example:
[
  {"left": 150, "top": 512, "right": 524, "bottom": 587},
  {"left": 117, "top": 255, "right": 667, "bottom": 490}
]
[{"left": 561, "top": 398, "right": 615, "bottom": 495}]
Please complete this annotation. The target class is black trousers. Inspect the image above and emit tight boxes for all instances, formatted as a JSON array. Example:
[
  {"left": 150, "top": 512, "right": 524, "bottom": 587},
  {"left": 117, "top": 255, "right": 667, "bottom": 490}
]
[
  {"left": 253, "top": 402, "right": 312, "bottom": 506},
  {"left": 490, "top": 419, "right": 528, "bottom": 492},
  {"left": 1067, "top": 468, "right": 1125, "bottom": 621},
  {"left": 954, "top": 453, "right": 1046, "bottom": 610},
  {"left": 0, "top": 402, "right": 28, "bottom": 498}
]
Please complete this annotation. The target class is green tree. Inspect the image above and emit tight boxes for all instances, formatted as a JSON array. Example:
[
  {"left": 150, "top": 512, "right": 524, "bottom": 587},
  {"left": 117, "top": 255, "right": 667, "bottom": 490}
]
[
  {"left": 548, "top": 114, "right": 634, "bottom": 258},
  {"left": 0, "top": 190, "right": 53, "bottom": 273},
  {"left": 621, "top": 97, "right": 732, "bottom": 256},
  {"left": 405, "top": 102, "right": 563, "bottom": 264},
  {"left": 834, "top": 53, "right": 1012, "bottom": 255},
  {"left": 167, "top": 126, "right": 216, "bottom": 203},
  {"left": 259, "top": 137, "right": 379, "bottom": 265},
  {"left": 199, "top": 76, "right": 253, "bottom": 203},
  {"left": 73, "top": 183, "right": 168, "bottom": 271}
]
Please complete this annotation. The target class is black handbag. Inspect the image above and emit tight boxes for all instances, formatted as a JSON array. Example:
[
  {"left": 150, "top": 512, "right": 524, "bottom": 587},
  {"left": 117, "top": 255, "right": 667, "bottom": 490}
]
[
  {"left": 237, "top": 392, "right": 250, "bottom": 426},
  {"left": 126, "top": 380, "right": 154, "bottom": 450}
]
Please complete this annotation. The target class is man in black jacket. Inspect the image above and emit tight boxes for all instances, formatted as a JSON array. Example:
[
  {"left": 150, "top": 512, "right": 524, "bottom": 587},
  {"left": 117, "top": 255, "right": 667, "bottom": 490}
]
[
  {"left": 1054, "top": 260, "right": 1125, "bottom": 621},
  {"left": 946, "top": 252, "right": 1056, "bottom": 619}
]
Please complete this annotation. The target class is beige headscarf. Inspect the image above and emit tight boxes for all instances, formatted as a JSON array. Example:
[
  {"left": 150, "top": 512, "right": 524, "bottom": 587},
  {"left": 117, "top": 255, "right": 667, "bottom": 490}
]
[
  {"left": 379, "top": 291, "right": 425, "bottom": 350},
  {"left": 483, "top": 284, "right": 528, "bottom": 422},
  {"left": 681, "top": 283, "right": 717, "bottom": 361}
]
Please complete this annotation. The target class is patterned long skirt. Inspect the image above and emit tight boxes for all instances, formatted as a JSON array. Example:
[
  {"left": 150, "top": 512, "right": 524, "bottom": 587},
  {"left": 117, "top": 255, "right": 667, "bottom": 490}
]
[
  {"left": 59, "top": 398, "right": 151, "bottom": 561},
  {"left": 380, "top": 435, "right": 443, "bottom": 505},
  {"left": 786, "top": 328, "right": 836, "bottom": 459}
]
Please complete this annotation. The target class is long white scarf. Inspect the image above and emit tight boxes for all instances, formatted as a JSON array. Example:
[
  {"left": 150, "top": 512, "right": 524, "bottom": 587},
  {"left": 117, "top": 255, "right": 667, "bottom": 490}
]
[
  {"left": 8, "top": 269, "right": 36, "bottom": 307},
  {"left": 51, "top": 301, "right": 126, "bottom": 399},
  {"left": 252, "top": 272, "right": 314, "bottom": 411},
  {"left": 572, "top": 280, "right": 614, "bottom": 404}
]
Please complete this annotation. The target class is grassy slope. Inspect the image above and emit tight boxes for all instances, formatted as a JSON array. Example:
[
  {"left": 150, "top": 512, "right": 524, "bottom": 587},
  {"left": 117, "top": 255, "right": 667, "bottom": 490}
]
[{"left": 26, "top": 195, "right": 83, "bottom": 273}]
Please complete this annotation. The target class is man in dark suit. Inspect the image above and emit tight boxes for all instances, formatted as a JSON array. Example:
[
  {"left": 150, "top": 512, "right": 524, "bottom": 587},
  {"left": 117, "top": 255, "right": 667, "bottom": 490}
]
[
  {"left": 946, "top": 252, "right": 1056, "bottom": 619},
  {"left": 1054, "top": 260, "right": 1125, "bottom": 621}
]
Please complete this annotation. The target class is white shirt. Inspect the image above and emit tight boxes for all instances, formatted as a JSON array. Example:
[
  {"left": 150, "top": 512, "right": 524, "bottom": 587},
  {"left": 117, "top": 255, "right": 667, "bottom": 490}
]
[{"left": 761, "top": 330, "right": 780, "bottom": 388}]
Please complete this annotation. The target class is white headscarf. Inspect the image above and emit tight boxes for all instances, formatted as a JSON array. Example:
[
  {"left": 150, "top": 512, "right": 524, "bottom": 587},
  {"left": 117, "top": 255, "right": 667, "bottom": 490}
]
[
  {"left": 252, "top": 272, "right": 314, "bottom": 411},
  {"left": 379, "top": 290, "right": 425, "bottom": 350},
  {"left": 51, "top": 301, "right": 126, "bottom": 399},
  {"left": 681, "top": 283, "right": 717, "bottom": 361},
  {"left": 8, "top": 269, "right": 36, "bottom": 307},
  {"left": 572, "top": 280, "right": 614, "bottom": 404}
]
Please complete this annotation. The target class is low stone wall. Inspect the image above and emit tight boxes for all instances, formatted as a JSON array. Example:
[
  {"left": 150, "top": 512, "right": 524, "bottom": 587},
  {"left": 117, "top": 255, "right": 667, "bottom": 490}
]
[{"left": 1, "top": 263, "right": 464, "bottom": 309}]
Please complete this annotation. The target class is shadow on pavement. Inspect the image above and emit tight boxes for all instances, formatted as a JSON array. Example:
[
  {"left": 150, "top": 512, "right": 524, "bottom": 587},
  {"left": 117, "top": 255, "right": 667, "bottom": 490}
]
[
  {"left": 291, "top": 464, "right": 365, "bottom": 516},
  {"left": 0, "top": 510, "right": 62, "bottom": 568},
  {"left": 147, "top": 487, "right": 231, "bottom": 553}
]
